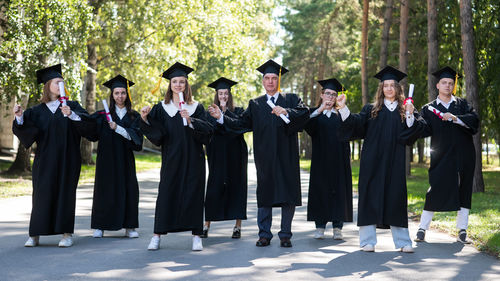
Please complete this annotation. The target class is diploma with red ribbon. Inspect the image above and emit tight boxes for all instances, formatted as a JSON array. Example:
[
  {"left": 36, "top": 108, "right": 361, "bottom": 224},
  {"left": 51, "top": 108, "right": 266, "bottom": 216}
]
[
  {"left": 101, "top": 100, "right": 113, "bottom": 122},
  {"left": 178, "top": 92, "right": 188, "bottom": 126},
  {"left": 58, "top": 81, "right": 68, "bottom": 117},
  {"left": 427, "top": 105, "right": 451, "bottom": 121}
]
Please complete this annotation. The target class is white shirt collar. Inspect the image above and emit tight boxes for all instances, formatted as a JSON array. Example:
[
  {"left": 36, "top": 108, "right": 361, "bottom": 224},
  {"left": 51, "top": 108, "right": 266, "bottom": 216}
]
[
  {"left": 436, "top": 95, "right": 456, "bottom": 109},
  {"left": 115, "top": 105, "right": 127, "bottom": 120},
  {"left": 161, "top": 100, "right": 199, "bottom": 117},
  {"left": 384, "top": 99, "right": 398, "bottom": 112},
  {"left": 323, "top": 108, "right": 338, "bottom": 118},
  {"left": 45, "top": 99, "right": 60, "bottom": 113},
  {"left": 266, "top": 92, "right": 280, "bottom": 102}
]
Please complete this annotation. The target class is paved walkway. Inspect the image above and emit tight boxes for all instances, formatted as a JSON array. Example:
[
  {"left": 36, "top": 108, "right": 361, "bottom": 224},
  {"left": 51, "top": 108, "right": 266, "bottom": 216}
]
[{"left": 0, "top": 159, "right": 499, "bottom": 280}]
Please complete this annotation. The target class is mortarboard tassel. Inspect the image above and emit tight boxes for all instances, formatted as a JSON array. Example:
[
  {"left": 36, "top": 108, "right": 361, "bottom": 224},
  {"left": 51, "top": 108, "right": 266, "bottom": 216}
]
[
  {"left": 127, "top": 80, "right": 132, "bottom": 102},
  {"left": 277, "top": 67, "right": 282, "bottom": 93},
  {"left": 452, "top": 73, "right": 458, "bottom": 95},
  {"left": 64, "top": 85, "right": 70, "bottom": 98},
  {"left": 151, "top": 76, "right": 162, "bottom": 95}
]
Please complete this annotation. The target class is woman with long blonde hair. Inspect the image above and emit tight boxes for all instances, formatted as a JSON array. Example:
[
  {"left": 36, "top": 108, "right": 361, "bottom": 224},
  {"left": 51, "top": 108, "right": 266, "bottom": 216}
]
[
  {"left": 139, "top": 62, "right": 214, "bottom": 251},
  {"left": 336, "top": 66, "right": 424, "bottom": 253}
]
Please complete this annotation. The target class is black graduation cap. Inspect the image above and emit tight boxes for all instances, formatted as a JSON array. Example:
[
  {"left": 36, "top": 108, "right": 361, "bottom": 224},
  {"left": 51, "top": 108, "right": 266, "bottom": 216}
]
[
  {"left": 256, "top": 59, "right": 289, "bottom": 76},
  {"left": 374, "top": 66, "right": 407, "bottom": 82},
  {"left": 36, "top": 64, "right": 63, "bottom": 84},
  {"left": 161, "top": 62, "right": 194, "bottom": 80},
  {"left": 208, "top": 77, "right": 238, "bottom": 90},
  {"left": 317, "top": 78, "right": 344, "bottom": 92},
  {"left": 432, "top": 66, "right": 462, "bottom": 80},
  {"left": 103, "top": 75, "right": 135, "bottom": 90}
]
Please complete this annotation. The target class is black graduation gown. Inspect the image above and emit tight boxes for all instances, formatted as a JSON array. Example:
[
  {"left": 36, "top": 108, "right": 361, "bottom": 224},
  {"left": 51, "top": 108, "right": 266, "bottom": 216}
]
[
  {"left": 12, "top": 101, "right": 95, "bottom": 236},
  {"left": 305, "top": 108, "right": 353, "bottom": 223},
  {"left": 223, "top": 93, "right": 309, "bottom": 208},
  {"left": 88, "top": 110, "right": 143, "bottom": 230},
  {"left": 420, "top": 98, "right": 479, "bottom": 211},
  {"left": 338, "top": 104, "right": 425, "bottom": 228},
  {"left": 139, "top": 102, "right": 213, "bottom": 234},
  {"left": 205, "top": 107, "right": 249, "bottom": 221}
]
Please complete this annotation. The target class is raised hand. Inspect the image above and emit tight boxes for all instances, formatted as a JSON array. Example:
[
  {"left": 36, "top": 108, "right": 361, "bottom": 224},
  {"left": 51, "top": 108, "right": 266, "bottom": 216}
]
[
  {"left": 271, "top": 105, "right": 287, "bottom": 117},
  {"left": 109, "top": 121, "right": 117, "bottom": 130},
  {"left": 179, "top": 109, "right": 191, "bottom": 125},
  {"left": 336, "top": 94, "right": 346, "bottom": 108},
  {"left": 405, "top": 102, "right": 415, "bottom": 115},
  {"left": 13, "top": 104, "right": 23, "bottom": 117},
  {"left": 208, "top": 104, "right": 222, "bottom": 119},
  {"left": 141, "top": 106, "right": 151, "bottom": 122},
  {"left": 60, "top": 105, "right": 72, "bottom": 116}
]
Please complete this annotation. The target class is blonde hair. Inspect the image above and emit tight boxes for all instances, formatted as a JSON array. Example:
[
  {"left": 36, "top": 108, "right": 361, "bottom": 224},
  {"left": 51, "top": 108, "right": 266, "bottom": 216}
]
[
  {"left": 371, "top": 81, "right": 405, "bottom": 121},
  {"left": 40, "top": 79, "right": 58, "bottom": 103}
]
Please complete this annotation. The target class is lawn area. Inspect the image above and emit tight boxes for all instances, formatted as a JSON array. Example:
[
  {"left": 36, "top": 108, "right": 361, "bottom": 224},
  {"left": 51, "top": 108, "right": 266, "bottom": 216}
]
[
  {"left": 0, "top": 152, "right": 162, "bottom": 199},
  {"left": 300, "top": 159, "right": 500, "bottom": 257}
]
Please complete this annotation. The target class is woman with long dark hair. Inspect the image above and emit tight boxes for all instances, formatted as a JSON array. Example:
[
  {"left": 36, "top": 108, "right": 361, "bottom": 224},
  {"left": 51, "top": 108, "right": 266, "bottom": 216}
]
[
  {"left": 139, "top": 62, "right": 214, "bottom": 251},
  {"left": 12, "top": 64, "right": 94, "bottom": 247},
  {"left": 88, "top": 75, "right": 143, "bottom": 239},
  {"left": 336, "top": 66, "right": 424, "bottom": 253},
  {"left": 202, "top": 77, "right": 249, "bottom": 239},
  {"left": 305, "top": 78, "right": 352, "bottom": 240}
]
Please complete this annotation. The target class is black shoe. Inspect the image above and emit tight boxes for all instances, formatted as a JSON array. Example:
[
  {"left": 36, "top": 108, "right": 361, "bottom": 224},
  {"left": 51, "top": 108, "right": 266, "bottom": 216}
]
[
  {"left": 457, "top": 229, "right": 471, "bottom": 244},
  {"left": 200, "top": 228, "right": 208, "bottom": 238},
  {"left": 414, "top": 228, "right": 426, "bottom": 242},
  {"left": 232, "top": 226, "right": 241, "bottom": 239},
  {"left": 280, "top": 238, "right": 292, "bottom": 248},
  {"left": 256, "top": 237, "right": 270, "bottom": 247}
]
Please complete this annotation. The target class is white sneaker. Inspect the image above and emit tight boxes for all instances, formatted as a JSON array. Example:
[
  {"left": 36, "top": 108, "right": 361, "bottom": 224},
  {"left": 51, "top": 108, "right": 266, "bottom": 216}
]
[
  {"left": 192, "top": 235, "right": 203, "bottom": 251},
  {"left": 93, "top": 229, "right": 103, "bottom": 238},
  {"left": 362, "top": 244, "right": 375, "bottom": 252},
  {"left": 58, "top": 235, "right": 73, "bottom": 247},
  {"left": 313, "top": 228, "right": 325, "bottom": 239},
  {"left": 333, "top": 228, "right": 343, "bottom": 240},
  {"left": 24, "top": 236, "right": 39, "bottom": 247},
  {"left": 125, "top": 229, "right": 139, "bottom": 238},
  {"left": 401, "top": 245, "right": 415, "bottom": 253},
  {"left": 148, "top": 236, "right": 160, "bottom": 251}
]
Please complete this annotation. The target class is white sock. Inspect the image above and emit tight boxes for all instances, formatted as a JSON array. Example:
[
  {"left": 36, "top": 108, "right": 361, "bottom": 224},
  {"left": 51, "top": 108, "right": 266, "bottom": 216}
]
[
  {"left": 419, "top": 210, "right": 434, "bottom": 230},
  {"left": 456, "top": 207, "right": 470, "bottom": 230}
]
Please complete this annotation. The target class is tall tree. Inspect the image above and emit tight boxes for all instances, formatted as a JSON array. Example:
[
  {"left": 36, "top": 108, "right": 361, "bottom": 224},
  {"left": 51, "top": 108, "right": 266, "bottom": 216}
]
[
  {"left": 379, "top": 0, "right": 393, "bottom": 68},
  {"left": 427, "top": 0, "right": 439, "bottom": 102},
  {"left": 399, "top": 0, "right": 411, "bottom": 175},
  {"left": 460, "top": 0, "right": 484, "bottom": 192},
  {"left": 361, "top": 0, "right": 369, "bottom": 105}
]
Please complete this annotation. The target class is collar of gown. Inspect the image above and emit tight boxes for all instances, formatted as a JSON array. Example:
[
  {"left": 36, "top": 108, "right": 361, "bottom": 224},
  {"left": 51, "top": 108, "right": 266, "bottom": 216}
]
[
  {"left": 383, "top": 99, "right": 398, "bottom": 111},
  {"left": 162, "top": 100, "right": 199, "bottom": 117},
  {"left": 436, "top": 95, "right": 456, "bottom": 106}
]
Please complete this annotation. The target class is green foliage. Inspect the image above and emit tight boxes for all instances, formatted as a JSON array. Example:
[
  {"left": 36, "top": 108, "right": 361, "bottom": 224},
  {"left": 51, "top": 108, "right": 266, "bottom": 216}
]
[{"left": 0, "top": 0, "right": 92, "bottom": 103}]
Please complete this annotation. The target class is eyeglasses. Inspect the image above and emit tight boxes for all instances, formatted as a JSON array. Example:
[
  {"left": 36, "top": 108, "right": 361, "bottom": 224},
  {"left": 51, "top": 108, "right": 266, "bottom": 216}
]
[{"left": 323, "top": 92, "right": 338, "bottom": 97}]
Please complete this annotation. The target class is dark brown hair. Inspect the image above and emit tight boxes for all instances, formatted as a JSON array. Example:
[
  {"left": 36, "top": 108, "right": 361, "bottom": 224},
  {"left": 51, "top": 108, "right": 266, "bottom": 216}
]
[
  {"left": 40, "top": 79, "right": 57, "bottom": 103},
  {"left": 164, "top": 77, "right": 193, "bottom": 104},
  {"left": 109, "top": 88, "right": 132, "bottom": 117}
]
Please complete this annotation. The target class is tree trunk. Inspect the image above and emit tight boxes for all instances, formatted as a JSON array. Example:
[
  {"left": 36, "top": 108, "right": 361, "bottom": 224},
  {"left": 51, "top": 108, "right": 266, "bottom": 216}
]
[
  {"left": 80, "top": 43, "right": 97, "bottom": 165},
  {"left": 417, "top": 139, "right": 425, "bottom": 163},
  {"left": 427, "top": 0, "right": 439, "bottom": 101},
  {"left": 361, "top": 0, "right": 369, "bottom": 105},
  {"left": 379, "top": 0, "right": 393, "bottom": 68},
  {"left": 399, "top": 0, "right": 410, "bottom": 176},
  {"left": 460, "top": 0, "right": 484, "bottom": 192}
]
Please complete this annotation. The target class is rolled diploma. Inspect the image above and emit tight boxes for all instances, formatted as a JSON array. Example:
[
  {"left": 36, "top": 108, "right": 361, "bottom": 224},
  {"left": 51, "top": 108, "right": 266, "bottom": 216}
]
[
  {"left": 58, "top": 81, "right": 68, "bottom": 117},
  {"left": 267, "top": 99, "right": 290, "bottom": 124},
  {"left": 406, "top": 83, "right": 415, "bottom": 116},
  {"left": 102, "top": 100, "right": 113, "bottom": 122},
  {"left": 178, "top": 92, "right": 188, "bottom": 126},
  {"left": 428, "top": 105, "right": 451, "bottom": 121}
]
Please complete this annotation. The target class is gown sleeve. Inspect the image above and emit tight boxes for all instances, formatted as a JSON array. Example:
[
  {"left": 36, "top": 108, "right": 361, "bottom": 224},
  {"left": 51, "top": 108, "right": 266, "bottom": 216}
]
[
  {"left": 337, "top": 104, "right": 372, "bottom": 142},
  {"left": 455, "top": 99, "right": 479, "bottom": 135},
  {"left": 399, "top": 110, "right": 427, "bottom": 145},
  {"left": 12, "top": 107, "right": 39, "bottom": 149},
  {"left": 124, "top": 111, "right": 144, "bottom": 151},
  {"left": 139, "top": 104, "right": 168, "bottom": 147},
  {"left": 69, "top": 101, "right": 97, "bottom": 139},
  {"left": 304, "top": 107, "right": 319, "bottom": 137},
  {"left": 188, "top": 104, "right": 214, "bottom": 145},
  {"left": 284, "top": 94, "right": 310, "bottom": 135},
  {"left": 223, "top": 100, "right": 254, "bottom": 131}
]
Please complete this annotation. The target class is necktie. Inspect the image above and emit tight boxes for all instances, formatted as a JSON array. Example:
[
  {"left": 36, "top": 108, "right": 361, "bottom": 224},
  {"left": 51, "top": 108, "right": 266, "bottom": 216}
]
[{"left": 271, "top": 96, "right": 275, "bottom": 104}]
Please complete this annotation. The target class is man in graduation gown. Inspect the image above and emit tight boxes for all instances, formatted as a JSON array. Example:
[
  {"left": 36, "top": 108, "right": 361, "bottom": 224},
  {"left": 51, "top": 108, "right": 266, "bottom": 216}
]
[
  {"left": 414, "top": 66, "right": 479, "bottom": 244},
  {"left": 305, "top": 78, "right": 353, "bottom": 240},
  {"left": 208, "top": 60, "right": 309, "bottom": 247},
  {"left": 204, "top": 77, "right": 249, "bottom": 239},
  {"left": 12, "top": 64, "right": 95, "bottom": 247},
  {"left": 88, "top": 75, "right": 143, "bottom": 238}
]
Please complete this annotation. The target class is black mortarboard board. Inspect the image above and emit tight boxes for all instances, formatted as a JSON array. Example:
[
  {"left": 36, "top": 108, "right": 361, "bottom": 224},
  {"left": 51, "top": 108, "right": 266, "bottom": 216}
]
[
  {"left": 317, "top": 78, "right": 344, "bottom": 92},
  {"left": 432, "top": 66, "right": 462, "bottom": 80},
  {"left": 161, "top": 62, "right": 194, "bottom": 80},
  {"left": 256, "top": 59, "right": 289, "bottom": 76},
  {"left": 374, "top": 66, "right": 407, "bottom": 82},
  {"left": 208, "top": 77, "right": 238, "bottom": 90},
  {"left": 36, "top": 64, "right": 63, "bottom": 84},
  {"left": 103, "top": 74, "right": 135, "bottom": 90}
]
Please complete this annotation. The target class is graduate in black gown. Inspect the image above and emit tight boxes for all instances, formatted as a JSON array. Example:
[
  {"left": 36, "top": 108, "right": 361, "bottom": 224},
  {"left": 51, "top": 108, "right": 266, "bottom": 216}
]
[
  {"left": 336, "top": 66, "right": 425, "bottom": 253},
  {"left": 12, "top": 64, "right": 95, "bottom": 248},
  {"left": 414, "top": 66, "right": 479, "bottom": 244},
  {"left": 203, "top": 77, "right": 249, "bottom": 239},
  {"left": 305, "top": 78, "right": 353, "bottom": 241},
  {"left": 88, "top": 75, "right": 143, "bottom": 239},
  {"left": 208, "top": 60, "right": 309, "bottom": 248},
  {"left": 139, "top": 62, "right": 214, "bottom": 251}
]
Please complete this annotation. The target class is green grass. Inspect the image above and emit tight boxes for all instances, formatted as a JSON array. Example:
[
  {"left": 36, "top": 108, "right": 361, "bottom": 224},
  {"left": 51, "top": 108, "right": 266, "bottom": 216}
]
[
  {"left": 0, "top": 153, "right": 162, "bottom": 198},
  {"left": 300, "top": 159, "right": 500, "bottom": 257}
]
